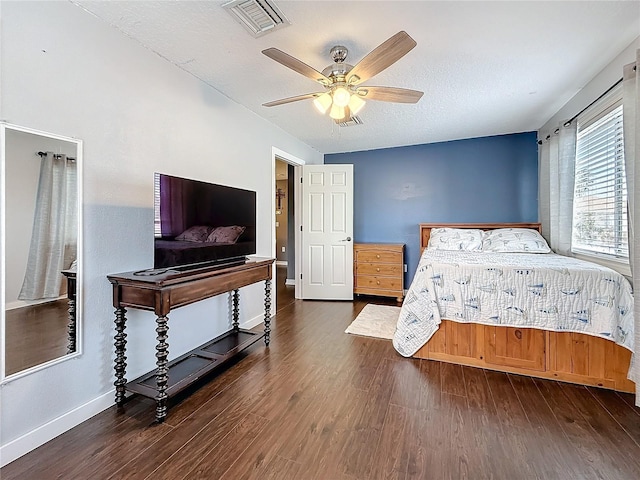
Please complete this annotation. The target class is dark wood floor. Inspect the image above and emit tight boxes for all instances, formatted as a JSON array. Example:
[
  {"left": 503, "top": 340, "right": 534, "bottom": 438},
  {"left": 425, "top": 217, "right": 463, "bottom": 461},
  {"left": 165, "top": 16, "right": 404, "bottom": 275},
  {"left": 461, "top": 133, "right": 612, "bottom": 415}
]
[
  {"left": 4, "top": 299, "right": 69, "bottom": 376},
  {"left": 2, "top": 278, "right": 640, "bottom": 479}
]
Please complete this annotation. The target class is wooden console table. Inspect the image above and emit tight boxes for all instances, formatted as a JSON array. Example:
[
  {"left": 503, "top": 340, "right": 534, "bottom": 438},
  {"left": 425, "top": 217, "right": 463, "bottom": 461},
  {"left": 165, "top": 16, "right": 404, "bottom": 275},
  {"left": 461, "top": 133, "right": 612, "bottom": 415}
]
[{"left": 107, "top": 257, "right": 274, "bottom": 422}]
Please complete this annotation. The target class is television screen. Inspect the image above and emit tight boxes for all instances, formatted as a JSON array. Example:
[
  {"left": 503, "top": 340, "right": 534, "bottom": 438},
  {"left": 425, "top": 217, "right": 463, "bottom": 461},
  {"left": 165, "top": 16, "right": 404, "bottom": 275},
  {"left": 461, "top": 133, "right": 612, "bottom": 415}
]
[{"left": 154, "top": 173, "right": 256, "bottom": 269}]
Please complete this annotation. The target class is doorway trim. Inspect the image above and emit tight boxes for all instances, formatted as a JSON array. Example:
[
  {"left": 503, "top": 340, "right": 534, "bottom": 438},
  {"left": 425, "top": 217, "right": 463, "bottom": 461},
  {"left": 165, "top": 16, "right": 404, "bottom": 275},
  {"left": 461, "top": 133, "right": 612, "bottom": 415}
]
[{"left": 272, "top": 147, "right": 304, "bottom": 301}]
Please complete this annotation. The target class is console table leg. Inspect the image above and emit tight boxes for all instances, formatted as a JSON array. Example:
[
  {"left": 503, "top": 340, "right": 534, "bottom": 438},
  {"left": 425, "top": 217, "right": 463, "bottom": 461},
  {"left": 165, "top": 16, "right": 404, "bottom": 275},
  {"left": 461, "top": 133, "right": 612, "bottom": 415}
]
[
  {"left": 155, "top": 314, "right": 169, "bottom": 423},
  {"left": 232, "top": 289, "right": 240, "bottom": 331},
  {"left": 67, "top": 296, "right": 76, "bottom": 354},
  {"left": 114, "top": 307, "right": 128, "bottom": 407},
  {"left": 264, "top": 279, "right": 271, "bottom": 346}
]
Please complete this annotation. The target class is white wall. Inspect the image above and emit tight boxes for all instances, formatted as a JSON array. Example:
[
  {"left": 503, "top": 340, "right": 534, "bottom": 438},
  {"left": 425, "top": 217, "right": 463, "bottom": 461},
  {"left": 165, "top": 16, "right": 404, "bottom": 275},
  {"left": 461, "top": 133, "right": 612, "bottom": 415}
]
[
  {"left": 538, "top": 36, "right": 639, "bottom": 251},
  {"left": 540, "top": 37, "right": 640, "bottom": 135},
  {"left": 4, "top": 129, "right": 77, "bottom": 305},
  {"left": 0, "top": 1, "right": 322, "bottom": 464}
]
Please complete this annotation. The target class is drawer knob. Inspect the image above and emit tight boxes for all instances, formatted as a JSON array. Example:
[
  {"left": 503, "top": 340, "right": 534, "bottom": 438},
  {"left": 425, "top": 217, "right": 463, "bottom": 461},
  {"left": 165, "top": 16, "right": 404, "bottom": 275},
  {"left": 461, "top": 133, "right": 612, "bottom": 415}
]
[
  {"left": 514, "top": 329, "right": 522, "bottom": 340},
  {"left": 376, "top": 280, "right": 380, "bottom": 285},
  {"left": 376, "top": 254, "right": 380, "bottom": 259},
  {"left": 376, "top": 268, "right": 380, "bottom": 272}
]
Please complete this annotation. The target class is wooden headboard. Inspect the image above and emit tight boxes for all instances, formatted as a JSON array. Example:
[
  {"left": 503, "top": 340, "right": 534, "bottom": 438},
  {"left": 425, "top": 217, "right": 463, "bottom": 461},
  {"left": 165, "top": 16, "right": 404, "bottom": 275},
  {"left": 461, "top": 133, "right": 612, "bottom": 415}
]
[{"left": 419, "top": 223, "right": 542, "bottom": 252}]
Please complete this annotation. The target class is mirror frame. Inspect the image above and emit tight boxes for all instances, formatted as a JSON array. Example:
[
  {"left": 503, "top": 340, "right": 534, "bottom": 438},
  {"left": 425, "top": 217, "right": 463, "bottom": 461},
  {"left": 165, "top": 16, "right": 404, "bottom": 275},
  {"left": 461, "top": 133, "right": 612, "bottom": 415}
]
[{"left": 0, "top": 122, "right": 83, "bottom": 383}]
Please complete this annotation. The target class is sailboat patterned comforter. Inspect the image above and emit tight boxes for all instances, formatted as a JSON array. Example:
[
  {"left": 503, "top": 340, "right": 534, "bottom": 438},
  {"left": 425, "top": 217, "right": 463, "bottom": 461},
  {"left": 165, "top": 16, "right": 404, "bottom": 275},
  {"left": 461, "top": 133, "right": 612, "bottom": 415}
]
[{"left": 393, "top": 250, "right": 634, "bottom": 357}]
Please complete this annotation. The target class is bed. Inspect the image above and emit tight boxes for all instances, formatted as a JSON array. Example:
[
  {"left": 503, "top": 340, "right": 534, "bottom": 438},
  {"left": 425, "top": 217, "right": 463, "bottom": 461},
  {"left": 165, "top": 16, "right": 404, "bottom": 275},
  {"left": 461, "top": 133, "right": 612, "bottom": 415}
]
[{"left": 393, "top": 223, "right": 635, "bottom": 393}]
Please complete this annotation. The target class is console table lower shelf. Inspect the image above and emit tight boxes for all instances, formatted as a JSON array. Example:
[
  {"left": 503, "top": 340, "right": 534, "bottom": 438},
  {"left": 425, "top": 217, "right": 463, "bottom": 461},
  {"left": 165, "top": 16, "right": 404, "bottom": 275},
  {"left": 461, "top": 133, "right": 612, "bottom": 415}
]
[
  {"left": 108, "top": 257, "right": 274, "bottom": 423},
  {"left": 125, "top": 328, "right": 264, "bottom": 400}
]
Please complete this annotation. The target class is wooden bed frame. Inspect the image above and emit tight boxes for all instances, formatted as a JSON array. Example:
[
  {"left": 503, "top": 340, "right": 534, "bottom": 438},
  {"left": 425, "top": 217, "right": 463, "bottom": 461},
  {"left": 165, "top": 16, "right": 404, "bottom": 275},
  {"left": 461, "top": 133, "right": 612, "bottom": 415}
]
[{"left": 414, "top": 223, "right": 635, "bottom": 393}]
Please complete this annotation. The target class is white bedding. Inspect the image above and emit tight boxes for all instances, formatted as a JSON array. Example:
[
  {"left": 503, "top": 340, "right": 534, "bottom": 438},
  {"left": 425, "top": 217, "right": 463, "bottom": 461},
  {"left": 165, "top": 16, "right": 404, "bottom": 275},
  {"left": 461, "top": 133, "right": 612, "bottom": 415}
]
[{"left": 393, "top": 250, "right": 634, "bottom": 357}]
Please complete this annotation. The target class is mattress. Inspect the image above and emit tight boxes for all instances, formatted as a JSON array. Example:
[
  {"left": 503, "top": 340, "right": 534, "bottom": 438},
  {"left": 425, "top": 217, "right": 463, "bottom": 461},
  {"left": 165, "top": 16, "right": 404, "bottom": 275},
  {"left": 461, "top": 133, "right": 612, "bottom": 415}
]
[{"left": 393, "top": 250, "right": 634, "bottom": 357}]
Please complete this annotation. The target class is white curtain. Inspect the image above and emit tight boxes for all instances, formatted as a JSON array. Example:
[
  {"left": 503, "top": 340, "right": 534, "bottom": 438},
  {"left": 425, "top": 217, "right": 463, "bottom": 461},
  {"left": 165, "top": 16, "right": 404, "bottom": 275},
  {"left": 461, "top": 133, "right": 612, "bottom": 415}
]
[
  {"left": 622, "top": 51, "right": 639, "bottom": 404},
  {"left": 539, "top": 121, "right": 577, "bottom": 255},
  {"left": 19, "top": 153, "right": 77, "bottom": 300}
]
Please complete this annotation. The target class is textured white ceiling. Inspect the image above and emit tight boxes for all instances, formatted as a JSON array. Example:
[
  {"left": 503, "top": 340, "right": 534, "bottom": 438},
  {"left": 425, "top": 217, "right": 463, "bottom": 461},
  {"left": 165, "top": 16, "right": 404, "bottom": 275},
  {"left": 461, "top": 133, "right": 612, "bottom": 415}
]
[{"left": 74, "top": 1, "right": 640, "bottom": 154}]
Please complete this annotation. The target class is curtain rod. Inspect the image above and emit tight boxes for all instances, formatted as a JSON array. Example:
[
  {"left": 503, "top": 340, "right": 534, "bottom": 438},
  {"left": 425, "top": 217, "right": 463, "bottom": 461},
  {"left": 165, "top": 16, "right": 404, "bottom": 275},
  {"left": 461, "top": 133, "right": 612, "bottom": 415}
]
[
  {"left": 562, "top": 76, "right": 623, "bottom": 128},
  {"left": 37, "top": 151, "right": 76, "bottom": 161}
]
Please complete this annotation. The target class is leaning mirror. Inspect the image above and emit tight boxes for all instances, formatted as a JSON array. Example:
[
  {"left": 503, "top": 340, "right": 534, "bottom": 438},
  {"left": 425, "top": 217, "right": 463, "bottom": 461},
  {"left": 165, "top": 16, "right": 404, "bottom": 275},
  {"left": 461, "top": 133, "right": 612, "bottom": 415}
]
[{"left": 1, "top": 123, "right": 82, "bottom": 381}]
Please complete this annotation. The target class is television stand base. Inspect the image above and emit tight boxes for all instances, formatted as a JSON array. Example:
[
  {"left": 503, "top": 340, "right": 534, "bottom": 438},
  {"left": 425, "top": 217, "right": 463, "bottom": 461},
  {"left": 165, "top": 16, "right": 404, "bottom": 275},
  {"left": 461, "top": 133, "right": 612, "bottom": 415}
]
[{"left": 171, "top": 257, "right": 247, "bottom": 273}]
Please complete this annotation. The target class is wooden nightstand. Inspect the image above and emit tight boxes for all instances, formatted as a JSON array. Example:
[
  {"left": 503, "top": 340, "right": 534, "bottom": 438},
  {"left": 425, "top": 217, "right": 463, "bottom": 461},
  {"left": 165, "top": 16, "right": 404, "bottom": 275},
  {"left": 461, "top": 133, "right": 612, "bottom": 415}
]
[{"left": 354, "top": 243, "right": 405, "bottom": 302}]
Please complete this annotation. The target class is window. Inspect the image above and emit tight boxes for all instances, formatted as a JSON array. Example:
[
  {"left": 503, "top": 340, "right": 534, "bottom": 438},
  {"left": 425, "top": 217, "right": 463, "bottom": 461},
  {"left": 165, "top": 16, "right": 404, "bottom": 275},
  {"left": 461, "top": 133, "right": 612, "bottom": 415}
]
[
  {"left": 571, "top": 87, "right": 628, "bottom": 261},
  {"left": 154, "top": 173, "right": 161, "bottom": 238}
]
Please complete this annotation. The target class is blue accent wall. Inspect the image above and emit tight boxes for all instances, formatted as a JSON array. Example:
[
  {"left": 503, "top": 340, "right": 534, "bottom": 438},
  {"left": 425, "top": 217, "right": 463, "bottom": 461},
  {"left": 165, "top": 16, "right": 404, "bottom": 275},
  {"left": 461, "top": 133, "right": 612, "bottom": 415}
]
[{"left": 325, "top": 132, "right": 539, "bottom": 282}]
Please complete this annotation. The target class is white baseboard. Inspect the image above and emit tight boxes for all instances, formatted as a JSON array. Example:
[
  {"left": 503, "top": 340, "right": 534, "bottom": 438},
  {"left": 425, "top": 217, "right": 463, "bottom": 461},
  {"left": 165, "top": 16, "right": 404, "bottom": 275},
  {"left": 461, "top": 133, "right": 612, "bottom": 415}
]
[
  {"left": 0, "top": 389, "right": 115, "bottom": 467},
  {"left": 285, "top": 278, "right": 295, "bottom": 286},
  {"left": 242, "top": 312, "right": 267, "bottom": 330}
]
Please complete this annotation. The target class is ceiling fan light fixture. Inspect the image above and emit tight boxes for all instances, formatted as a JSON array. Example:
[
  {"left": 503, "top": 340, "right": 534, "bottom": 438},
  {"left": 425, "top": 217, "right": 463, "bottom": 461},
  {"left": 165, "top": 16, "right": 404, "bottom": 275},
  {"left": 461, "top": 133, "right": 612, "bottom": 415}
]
[
  {"left": 348, "top": 94, "right": 366, "bottom": 115},
  {"left": 332, "top": 87, "right": 351, "bottom": 107},
  {"left": 329, "top": 104, "right": 346, "bottom": 120},
  {"left": 313, "top": 93, "right": 332, "bottom": 114}
]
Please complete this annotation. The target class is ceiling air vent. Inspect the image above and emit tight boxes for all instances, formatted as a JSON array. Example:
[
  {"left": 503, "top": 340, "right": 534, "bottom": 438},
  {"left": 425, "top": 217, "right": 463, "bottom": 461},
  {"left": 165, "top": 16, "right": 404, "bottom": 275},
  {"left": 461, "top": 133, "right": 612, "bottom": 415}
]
[
  {"left": 338, "top": 116, "right": 364, "bottom": 127},
  {"left": 223, "top": 0, "right": 290, "bottom": 38}
]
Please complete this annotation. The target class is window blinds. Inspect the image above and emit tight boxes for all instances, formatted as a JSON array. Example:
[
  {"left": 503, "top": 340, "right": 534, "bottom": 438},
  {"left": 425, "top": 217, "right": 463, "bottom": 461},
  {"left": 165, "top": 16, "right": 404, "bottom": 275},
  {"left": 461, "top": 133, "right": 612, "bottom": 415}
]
[{"left": 572, "top": 102, "right": 628, "bottom": 259}]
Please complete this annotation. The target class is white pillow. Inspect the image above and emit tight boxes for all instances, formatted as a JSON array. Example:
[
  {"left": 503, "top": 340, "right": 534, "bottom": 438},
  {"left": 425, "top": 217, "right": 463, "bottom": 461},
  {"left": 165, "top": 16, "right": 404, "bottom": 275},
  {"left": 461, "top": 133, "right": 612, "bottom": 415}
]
[
  {"left": 427, "top": 228, "right": 484, "bottom": 251},
  {"left": 482, "top": 228, "right": 551, "bottom": 253}
]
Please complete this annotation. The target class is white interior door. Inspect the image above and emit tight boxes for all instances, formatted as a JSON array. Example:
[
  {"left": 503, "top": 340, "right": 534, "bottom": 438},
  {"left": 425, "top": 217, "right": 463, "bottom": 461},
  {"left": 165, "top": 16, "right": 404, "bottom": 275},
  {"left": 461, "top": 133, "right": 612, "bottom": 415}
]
[{"left": 301, "top": 164, "right": 354, "bottom": 300}]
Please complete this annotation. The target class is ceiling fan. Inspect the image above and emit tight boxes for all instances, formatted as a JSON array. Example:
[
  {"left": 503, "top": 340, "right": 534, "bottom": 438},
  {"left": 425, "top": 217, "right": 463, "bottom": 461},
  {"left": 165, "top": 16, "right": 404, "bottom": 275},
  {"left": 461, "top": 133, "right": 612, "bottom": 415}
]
[{"left": 262, "top": 31, "right": 423, "bottom": 123}]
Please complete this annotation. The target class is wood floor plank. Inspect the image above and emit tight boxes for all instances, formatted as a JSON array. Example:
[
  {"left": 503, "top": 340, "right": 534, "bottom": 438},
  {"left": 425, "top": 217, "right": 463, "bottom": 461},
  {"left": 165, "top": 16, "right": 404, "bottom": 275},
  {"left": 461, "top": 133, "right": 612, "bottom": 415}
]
[
  {"left": 349, "top": 338, "right": 392, "bottom": 391},
  {"left": 508, "top": 374, "right": 596, "bottom": 478},
  {"left": 217, "top": 364, "right": 334, "bottom": 480},
  {"left": 616, "top": 390, "right": 640, "bottom": 411},
  {"left": 368, "top": 404, "right": 408, "bottom": 480},
  {"left": 180, "top": 413, "right": 269, "bottom": 480},
  {"left": 459, "top": 368, "right": 506, "bottom": 477},
  {"left": 534, "top": 378, "right": 638, "bottom": 479},
  {"left": 248, "top": 455, "right": 301, "bottom": 480},
  {"left": 339, "top": 357, "right": 400, "bottom": 478},
  {"left": 389, "top": 357, "right": 424, "bottom": 410},
  {"left": 559, "top": 382, "right": 640, "bottom": 474},
  {"left": 587, "top": 386, "right": 640, "bottom": 447},
  {"left": 439, "top": 362, "right": 467, "bottom": 397},
  {"left": 307, "top": 388, "right": 369, "bottom": 480},
  {"left": 417, "top": 359, "right": 442, "bottom": 410},
  {"left": 484, "top": 370, "right": 540, "bottom": 478}
]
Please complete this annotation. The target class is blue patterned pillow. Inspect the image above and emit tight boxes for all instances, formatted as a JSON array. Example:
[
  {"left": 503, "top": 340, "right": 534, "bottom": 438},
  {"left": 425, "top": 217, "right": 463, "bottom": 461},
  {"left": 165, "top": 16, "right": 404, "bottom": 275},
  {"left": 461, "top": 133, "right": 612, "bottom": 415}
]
[
  {"left": 482, "top": 228, "right": 551, "bottom": 253},
  {"left": 427, "top": 228, "right": 484, "bottom": 251}
]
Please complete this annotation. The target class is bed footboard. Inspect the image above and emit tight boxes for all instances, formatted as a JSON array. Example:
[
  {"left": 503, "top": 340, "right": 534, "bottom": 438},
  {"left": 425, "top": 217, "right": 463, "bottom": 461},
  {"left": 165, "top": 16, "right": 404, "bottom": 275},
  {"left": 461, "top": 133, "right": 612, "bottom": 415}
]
[{"left": 414, "top": 320, "right": 634, "bottom": 393}]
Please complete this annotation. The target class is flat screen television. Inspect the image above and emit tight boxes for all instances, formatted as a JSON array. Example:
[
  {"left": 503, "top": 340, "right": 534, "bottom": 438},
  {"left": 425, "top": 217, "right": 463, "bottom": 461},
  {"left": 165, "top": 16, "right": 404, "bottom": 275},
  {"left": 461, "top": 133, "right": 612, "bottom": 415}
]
[{"left": 154, "top": 173, "right": 256, "bottom": 270}]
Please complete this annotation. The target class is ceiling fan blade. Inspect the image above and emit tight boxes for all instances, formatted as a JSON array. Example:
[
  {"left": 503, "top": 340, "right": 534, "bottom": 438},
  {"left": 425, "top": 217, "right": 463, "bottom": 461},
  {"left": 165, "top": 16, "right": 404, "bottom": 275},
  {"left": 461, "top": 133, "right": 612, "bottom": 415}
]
[
  {"left": 263, "top": 92, "right": 324, "bottom": 107},
  {"left": 262, "top": 48, "right": 332, "bottom": 86},
  {"left": 357, "top": 86, "right": 423, "bottom": 103},
  {"left": 347, "top": 31, "right": 417, "bottom": 85}
]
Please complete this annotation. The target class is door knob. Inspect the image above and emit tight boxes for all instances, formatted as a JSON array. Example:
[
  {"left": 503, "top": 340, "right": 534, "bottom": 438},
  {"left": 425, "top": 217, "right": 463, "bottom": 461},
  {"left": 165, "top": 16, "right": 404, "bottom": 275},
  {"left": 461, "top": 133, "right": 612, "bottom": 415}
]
[{"left": 340, "top": 236, "right": 352, "bottom": 242}]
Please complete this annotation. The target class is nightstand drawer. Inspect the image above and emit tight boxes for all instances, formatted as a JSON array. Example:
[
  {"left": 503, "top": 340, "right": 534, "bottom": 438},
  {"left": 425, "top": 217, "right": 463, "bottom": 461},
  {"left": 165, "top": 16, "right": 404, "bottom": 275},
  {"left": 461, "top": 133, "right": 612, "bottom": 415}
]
[
  {"left": 356, "top": 263, "right": 403, "bottom": 276},
  {"left": 355, "top": 275, "right": 402, "bottom": 291},
  {"left": 355, "top": 251, "right": 402, "bottom": 264}
]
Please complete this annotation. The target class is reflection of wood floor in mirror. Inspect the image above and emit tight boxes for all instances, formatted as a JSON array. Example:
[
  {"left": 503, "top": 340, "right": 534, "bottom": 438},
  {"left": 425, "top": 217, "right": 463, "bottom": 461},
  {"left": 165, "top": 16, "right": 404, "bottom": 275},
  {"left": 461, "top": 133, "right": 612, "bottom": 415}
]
[{"left": 5, "top": 300, "right": 69, "bottom": 376}]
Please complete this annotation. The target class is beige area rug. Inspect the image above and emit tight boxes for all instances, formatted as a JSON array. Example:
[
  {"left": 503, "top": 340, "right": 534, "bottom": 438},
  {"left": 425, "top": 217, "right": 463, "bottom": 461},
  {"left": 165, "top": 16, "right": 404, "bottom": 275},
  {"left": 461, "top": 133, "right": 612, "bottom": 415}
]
[{"left": 345, "top": 304, "right": 401, "bottom": 340}]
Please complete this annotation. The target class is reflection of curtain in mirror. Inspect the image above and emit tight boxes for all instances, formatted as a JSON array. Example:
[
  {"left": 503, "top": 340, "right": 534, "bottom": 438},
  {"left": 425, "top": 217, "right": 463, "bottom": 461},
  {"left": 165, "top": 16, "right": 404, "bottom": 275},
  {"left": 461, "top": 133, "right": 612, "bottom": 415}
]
[{"left": 19, "top": 152, "right": 77, "bottom": 300}]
